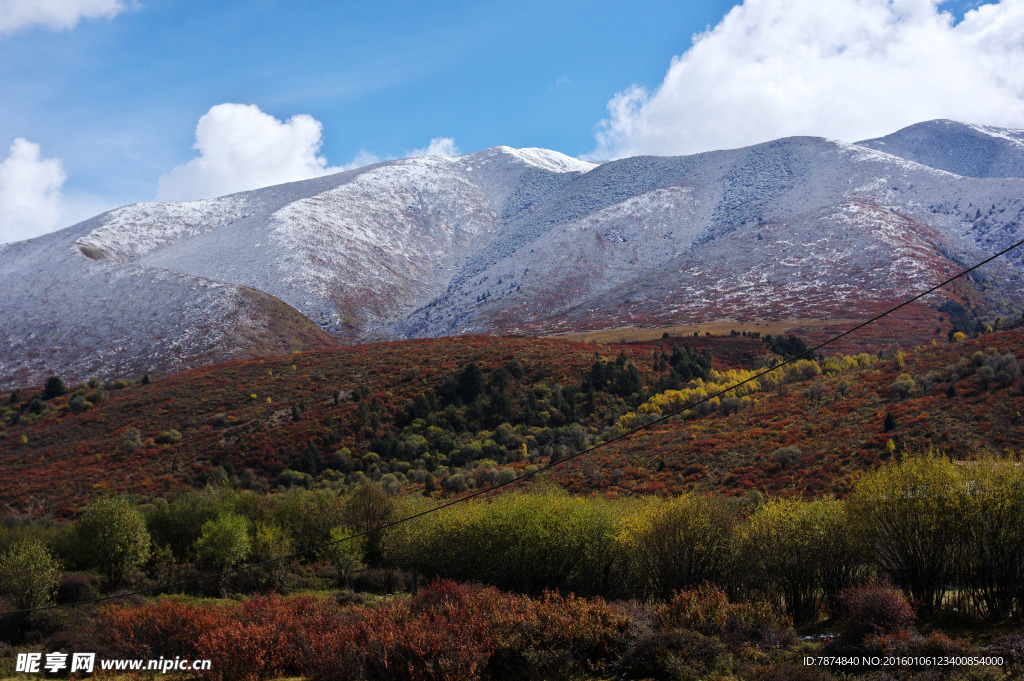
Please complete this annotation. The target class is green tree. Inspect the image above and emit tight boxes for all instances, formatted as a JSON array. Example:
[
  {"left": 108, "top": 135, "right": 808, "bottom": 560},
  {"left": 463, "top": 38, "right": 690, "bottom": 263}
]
[
  {"left": 194, "top": 512, "right": 251, "bottom": 570},
  {"left": 740, "top": 498, "right": 823, "bottom": 624},
  {"left": 616, "top": 494, "right": 737, "bottom": 599},
  {"left": 248, "top": 522, "right": 294, "bottom": 591},
  {"left": 344, "top": 482, "right": 395, "bottom": 565},
  {"left": 457, "top": 362, "right": 485, "bottom": 403},
  {"left": 273, "top": 488, "right": 347, "bottom": 554},
  {"left": 43, "top": 375, "right": 65, "bottom": 400},
  {"left": 0, "top": 539, "right": 62, "bottom": 610},
  {"left": 954, "top": 458, "right": 1024, "bottom": 620},
  {"left": 78, "top": 497, "right": 150, "bottom": 590},
  {"left": 813, "top": 498, "right": 868, "bottom": 617},
  {"left": 848, "top": 451, "right": 963, "bottom": 618},
  {"left": 324, "top": 526, "right": 364, "bottom": 587},
  {"left": 891, "top": 374, "right": 916, "bottom": 399},
  {"left": 146, "top": 487, "right": 234, "bottom": 559}
]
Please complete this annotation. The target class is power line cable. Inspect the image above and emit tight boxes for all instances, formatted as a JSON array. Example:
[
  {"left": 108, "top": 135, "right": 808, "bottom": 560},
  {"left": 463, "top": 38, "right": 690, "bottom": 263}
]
[{"left": 5, "top": 235, "right": 1024, "bottom": 615}]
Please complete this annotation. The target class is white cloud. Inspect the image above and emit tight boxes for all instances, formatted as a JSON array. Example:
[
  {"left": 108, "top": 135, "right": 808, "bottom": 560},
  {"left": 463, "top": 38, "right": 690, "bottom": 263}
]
[
  {"left": 591, "top": 0, "right": 1024, "bottom": 159},
  {"left": 157, "top": 103, "right": 346, "bottom": 202},
  {"left": 406, "top": 137, "right": 460, "bottom": 158},
  {"left": 158, "top": 104, "right": 462, "bottom": 201},
  {"left": 0, "top": 0, "right": 128, "bottom": 35},
  {"left": 0, "top": 138, "right": 65, "bottom": 243}
]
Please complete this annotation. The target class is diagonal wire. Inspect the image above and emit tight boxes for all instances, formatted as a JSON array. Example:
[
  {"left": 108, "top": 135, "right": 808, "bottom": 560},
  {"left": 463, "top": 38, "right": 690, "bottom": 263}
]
[{"left": 5, "top": 235, "right": 1023, "bottom": 615}]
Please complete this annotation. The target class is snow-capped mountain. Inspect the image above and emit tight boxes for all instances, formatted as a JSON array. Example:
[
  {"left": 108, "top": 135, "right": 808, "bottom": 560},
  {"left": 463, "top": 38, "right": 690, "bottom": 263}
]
[
  {"left": 2, "top": 123, "right": 1023, "bottom": 389},
  {"left": 858, "top": 119, "right": 1024, "bottom": 179}
]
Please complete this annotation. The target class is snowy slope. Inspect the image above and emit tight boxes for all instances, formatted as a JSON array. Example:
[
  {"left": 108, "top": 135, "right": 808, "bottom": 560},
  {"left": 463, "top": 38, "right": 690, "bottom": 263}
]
[
  {"left": 2, "top": 132, "right": 1023, "bottom": 389},
  {"left": 400, "top": 134, "right": 1024, "bottom": 338},
  {"left": 858, "top": 119, "right": 1024, "bottom": 179}
]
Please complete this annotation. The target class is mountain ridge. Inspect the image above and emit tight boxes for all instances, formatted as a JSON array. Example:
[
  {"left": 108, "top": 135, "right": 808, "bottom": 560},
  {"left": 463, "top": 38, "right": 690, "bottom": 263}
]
[{"left": 1, "top": 122, "right": 1023, "bottom": 390}]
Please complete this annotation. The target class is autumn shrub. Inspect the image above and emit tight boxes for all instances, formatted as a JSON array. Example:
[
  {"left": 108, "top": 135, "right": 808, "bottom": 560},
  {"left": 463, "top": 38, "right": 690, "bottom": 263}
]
[
  {"left": 615, "top": 584, "right": 794, "bottom": 681},
  {"left": 862, "top": 630, "right": 976, "bottom": 665},
  {"left": 742, "top": 663, "right": 836, "bottom": 681},
  {"left": 103, "top": 595, "right": 329, "bottom": 681},
  {"left": 196, "top": 595, "right": 320, "bottom": 681},
  {"left": 658, "top": 583, "right": 793, "bottom": 650},
  {"left": 836, "top": 583, "right": 916, "bottom": 645},
  {"left": 770, "top": 445, "right": 802, "bottom": 467},
  {"left": 102, "top": 597, "right": 224, "bottom": 660},
  {"left": 303, "top": 582, "right": 497, "bottom": 681},
  {"left": 99, "top": 580, "right": 639, "bottom": 681},
  {"left": 155, "top": 429, "right": 182, "bottom": 444},
  {"left": 488, "top": 588, "right": 633, "bottom": 678}
]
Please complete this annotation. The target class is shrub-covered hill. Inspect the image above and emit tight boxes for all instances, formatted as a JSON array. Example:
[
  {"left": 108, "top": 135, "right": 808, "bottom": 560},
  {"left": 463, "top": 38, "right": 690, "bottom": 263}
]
[
  {"left": 559, "top": 328, "right": 1024, "bottom": 499},
  {"left": 0, "top": 329, "right": 1021, "bottom": 516},
  {"left": 0, "top": 334, "right": 747, "bottom": 515}
]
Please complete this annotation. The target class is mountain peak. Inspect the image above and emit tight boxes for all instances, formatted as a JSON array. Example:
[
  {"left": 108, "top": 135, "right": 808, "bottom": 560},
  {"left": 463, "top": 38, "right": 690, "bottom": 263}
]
[
  {"left": 857, "top": 120, "right": 1024, "bottom": 178},
  {"left": 477, "top": 146, "right": 598, "bottom": 174}
]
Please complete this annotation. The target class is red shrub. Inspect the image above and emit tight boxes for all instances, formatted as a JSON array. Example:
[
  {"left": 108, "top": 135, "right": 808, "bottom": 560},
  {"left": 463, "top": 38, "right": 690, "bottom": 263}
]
[
  {"left": 99, "top": 581, "right": 638, "bottom": 681},
  {"left": 864, "top": 630, "right": 975, "bottom": 663},
  {"left": 101, "top": 598, "right": 223, "bottom": 659},
  {"left": 659, "top": 583, "right": 790, "bottom": 648},
  {"left": 837, "top": 583, "right": 916, "bottom": 644}
]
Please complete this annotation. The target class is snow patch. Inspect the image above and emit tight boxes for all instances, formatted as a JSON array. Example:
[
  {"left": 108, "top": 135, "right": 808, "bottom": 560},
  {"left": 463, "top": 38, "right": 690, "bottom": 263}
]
[
  {"left": 829, "top": 140, "right": 960, "bottom": 178},
  {"left": 966, "top": 123, "right": 1024, "bottom": 148},
  {"left": 75, "top": 196, "right": 251, "bottom": 262},
  {"left": 495, "top": 147, "right": 597, "bottom": 174}
]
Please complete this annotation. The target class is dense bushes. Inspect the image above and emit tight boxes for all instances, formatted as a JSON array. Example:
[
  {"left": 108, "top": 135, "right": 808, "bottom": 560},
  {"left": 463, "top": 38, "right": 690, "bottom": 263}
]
[
  {"left": 383, "top": 451, "right": 1024, "bottom": 624},
  {"left": 11, "top": 450, "right": 1024, "bottom": 628},
  {"left": 383, "top": 489, "right": 621, "bottom": 597},
  {"left": 100, "top": 582, "right": 799, "bottom": 681},
  {"left": 615, "top": 494, "right": 737, "bottom": 600},
  {"left": 738, "top": 497, "right": 865, "bottom": 623}
]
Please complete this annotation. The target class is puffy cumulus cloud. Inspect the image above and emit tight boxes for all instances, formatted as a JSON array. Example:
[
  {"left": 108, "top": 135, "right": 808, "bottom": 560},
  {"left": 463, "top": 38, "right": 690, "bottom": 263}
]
[
  {"left": 158, "top": 103, "right": 345, "bottom": 202},
  {"left": 158, "top": 105, "right": 464, "bottom": 201},
  {"left": 0, "top": 138, "right": 65, "bottom": 244},
  {"left": 591, "top": 0, "right": 1024, "bottom": 159},
  {"left": 406, "top": 137, "right": 460, "bottom": 158},
  {"left": 0, "top": 0, "right": 128, "bottom": 35}
]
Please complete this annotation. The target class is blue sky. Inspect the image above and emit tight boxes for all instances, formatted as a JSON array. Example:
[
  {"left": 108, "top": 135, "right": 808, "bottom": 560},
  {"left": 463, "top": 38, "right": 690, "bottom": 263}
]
[
  {"left": 0, "top": 1, "right": 735, "bottom": 208},
  {"left": 0, "top": 0, "right": 1020, "bottom": 242}
]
